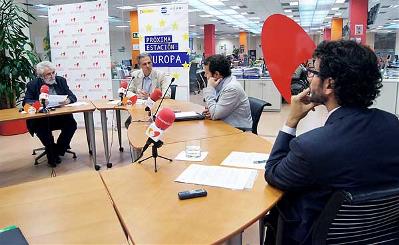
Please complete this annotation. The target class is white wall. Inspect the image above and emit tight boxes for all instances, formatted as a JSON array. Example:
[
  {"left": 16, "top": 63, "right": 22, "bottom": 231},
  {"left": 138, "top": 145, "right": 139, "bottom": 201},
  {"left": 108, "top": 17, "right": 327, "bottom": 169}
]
[
  {"left": 192, "top": 37, "right": 204, "bottom": 54},
  {"left": 395, "top": 30, "right": 399, "bottom": 56},
  {"left": 366, "top": 32, "right": 375, "bottom": 50},
  {"left": 216, "top": 38, "right": 239, "bottom": 55},
  {"left": 109, "top": 30, "right": 132, "bottom": 64}
]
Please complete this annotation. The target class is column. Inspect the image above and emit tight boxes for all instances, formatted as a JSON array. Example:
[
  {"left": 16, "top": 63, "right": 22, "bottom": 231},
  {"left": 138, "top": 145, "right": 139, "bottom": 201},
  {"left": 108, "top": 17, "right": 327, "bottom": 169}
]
[
  {"left": 130, "top": 11, "right": 139, "bottom": 67},
  {"left": 349, "top": 0, "right": 367, "bottom": 44},
  {"left": 331, "top": 18, "right": 343, "bottom": 41},
  {"left": 239, "top": 32, "right": 248, "bottom": 54},
  {"left": 323, "top": 28, "right": 331, "bottom": 41},
  {"left": 204, "top": 24, "right": 215, "bottom": 58}
]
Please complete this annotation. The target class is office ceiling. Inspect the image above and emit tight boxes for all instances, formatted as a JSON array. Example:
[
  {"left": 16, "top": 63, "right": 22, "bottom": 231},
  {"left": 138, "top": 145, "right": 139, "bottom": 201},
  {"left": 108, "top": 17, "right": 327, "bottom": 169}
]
[{"left": 25, "top": 0, "right": 399, "bottom": 37}]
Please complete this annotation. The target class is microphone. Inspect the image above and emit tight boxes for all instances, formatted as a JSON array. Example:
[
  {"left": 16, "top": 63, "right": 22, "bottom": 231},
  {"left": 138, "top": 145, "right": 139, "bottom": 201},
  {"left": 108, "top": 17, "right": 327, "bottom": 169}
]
[
  {"left": 117, "top": 80, "right": 128, "bottom": 105},
  {"left": 153, "top": 77, "right": 175, "bottom": 120},
  {"left": 145, "top": 88, "right": 162, "bottom": 117},
  {"left": 39, "top": 85, "right": 49, "bottom": 113}
]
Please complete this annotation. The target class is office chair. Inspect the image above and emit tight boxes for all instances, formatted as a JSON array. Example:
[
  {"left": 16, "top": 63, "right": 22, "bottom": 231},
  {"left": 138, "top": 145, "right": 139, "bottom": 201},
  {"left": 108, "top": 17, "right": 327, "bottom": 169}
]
[
  {"left": 248, "top": 97, "right": 271, "bottom": 135},
  {"left": 32, "top": 146, "right": 76, "bottom": 165},
  {"left": 189, "top": 63, "right": 201, "bottom": 94},
  {"left": 170, "top": 84, "right": 177, "bottom": 100},
  {"left": 311, "top": 185, "right": 399, "bottom": 245}
]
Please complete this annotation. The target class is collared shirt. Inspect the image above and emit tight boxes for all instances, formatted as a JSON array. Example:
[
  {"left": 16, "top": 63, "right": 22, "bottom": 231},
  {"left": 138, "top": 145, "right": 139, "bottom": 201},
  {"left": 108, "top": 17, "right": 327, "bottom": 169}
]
[
  {"left": 46, "top": 80, "right": 58, "bottom": 95},
  {"left": 142, "top": 76, "right": 152, "bottom": 93},
  {"left": 214, "top": 76, "right": 233, "bottom": 98}
]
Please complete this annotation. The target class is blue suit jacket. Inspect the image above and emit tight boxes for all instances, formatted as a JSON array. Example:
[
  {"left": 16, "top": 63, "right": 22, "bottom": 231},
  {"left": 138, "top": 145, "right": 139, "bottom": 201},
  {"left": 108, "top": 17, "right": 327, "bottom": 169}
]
[{"left": 265, "top": 107, "right": 399, "bottom": 244}]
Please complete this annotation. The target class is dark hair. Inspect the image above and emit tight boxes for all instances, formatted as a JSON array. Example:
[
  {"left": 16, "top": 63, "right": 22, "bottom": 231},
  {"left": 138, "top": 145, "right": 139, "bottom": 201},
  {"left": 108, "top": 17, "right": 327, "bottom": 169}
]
[
  {"left": 313, "top": 40, "right": 382, "bottom": 108},
  {"left": 204, "top": 54, "right": 231, "bottom": 77}
]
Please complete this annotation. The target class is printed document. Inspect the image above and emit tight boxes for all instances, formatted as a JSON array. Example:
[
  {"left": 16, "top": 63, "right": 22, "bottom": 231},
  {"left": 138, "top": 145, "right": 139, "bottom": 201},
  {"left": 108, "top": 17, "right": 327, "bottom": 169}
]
[{"left": 221, "top": 151, "right": 269, "bottom": 170}]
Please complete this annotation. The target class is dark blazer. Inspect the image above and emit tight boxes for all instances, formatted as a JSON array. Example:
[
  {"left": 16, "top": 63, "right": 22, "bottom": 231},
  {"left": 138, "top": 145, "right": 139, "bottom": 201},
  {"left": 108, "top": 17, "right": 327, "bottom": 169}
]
[
  {"left": 265, "top": 107, "right": 399, "bottom": 244},
  {"left": 23, "top": 76, "right": 77, "bottom": 136}
]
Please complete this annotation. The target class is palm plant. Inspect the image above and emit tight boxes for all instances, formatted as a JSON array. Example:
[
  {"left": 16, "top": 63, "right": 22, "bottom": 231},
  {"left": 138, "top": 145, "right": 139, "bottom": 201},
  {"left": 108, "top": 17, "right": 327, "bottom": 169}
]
[{"left": 0, "top": 0, "right": 39, "bottom": 109}]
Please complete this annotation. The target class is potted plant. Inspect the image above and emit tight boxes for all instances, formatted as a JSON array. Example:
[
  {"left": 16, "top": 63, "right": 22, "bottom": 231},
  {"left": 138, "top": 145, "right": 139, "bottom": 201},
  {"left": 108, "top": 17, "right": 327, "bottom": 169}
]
[{"left": 0, "top": 0, "right": 40, "bottom": 135}]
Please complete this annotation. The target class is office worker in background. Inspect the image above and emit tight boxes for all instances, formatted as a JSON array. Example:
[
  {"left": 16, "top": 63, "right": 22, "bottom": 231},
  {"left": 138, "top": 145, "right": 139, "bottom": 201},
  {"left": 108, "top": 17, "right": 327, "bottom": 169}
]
[
  {"left": 202, "top": 54, "right": 252, "bottom": 131},
  {"left": 125, "top": 52, "right": 170, "bottom": 128},
  {"left": 264, "top": 40, "right": 399, "bottom": 244},
  {"left": 23, "top": 61, "right": 77, "bottom": 167}
]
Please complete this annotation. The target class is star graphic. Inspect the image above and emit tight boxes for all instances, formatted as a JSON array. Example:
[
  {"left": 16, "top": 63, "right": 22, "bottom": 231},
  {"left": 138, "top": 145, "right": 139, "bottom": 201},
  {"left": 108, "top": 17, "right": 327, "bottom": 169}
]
[
  {"left": 172, "top": 22, "right": 178, "bottom": 31},
  {"left": 159, "top": 19, "right": 166, "bottom": 28},
  {"left": 182, "top": 33, "right": 189, "bottom": 41},
  {"left": 186, "top": 48, "right": 191, "bottom": 55},
  {"left": 145, "top": 24, "right": 152, "bottom": 32},
  {"left": 171, "top": 72, "right": 181, "bottom": 81},
  {"left": 182, "top": 61, "right": 190, "bottom": 69},
  {"left": 138, "top": 35, "right": 143, "bottom": 42}
]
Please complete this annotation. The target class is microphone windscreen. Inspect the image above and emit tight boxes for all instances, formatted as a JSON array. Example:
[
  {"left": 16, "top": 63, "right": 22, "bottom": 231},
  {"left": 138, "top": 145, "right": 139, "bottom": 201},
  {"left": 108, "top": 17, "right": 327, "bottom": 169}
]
[
  {"left": 120, "top": 80, "right": 128, "bottom": 89},
  {"left": 129, "top": 95, "right": 138, "bottom": 105},
  {"left": 150, "top": 88, "right": 162, "bottom": 102},
  {"left": 33, "top": 101, "right": 41, "bottom": 110},
  {"left": 155, "top": 108, "right": 175, "bottom": 130},
  {"left": 40, "top": 85, "right": 49, "bottom": 93}
]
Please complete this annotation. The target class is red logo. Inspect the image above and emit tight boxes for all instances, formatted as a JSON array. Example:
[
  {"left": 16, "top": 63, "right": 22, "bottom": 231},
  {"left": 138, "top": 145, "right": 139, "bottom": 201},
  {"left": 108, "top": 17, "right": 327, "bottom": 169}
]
[
  {"left": 71, "top": 17, "right": 76, "bottom": 22},
  {"left": 97, "top": 26, "right": 103, "bottom": 31},
  {"left": 58, "top": 29, "right": 64, "bottom": 34},
  {"left": 56, "top": 63, "right": 61, "bottom": 68},
  {"left": 100, "top": 73, "right": 106, "bottom": 78},
  {"left": 60, "top": 52, "right": 66, "bottom": 56},
  {"left": 90, "top": 15, "right": 96, "bottom": 21},
  {"left": 63, "top": 73, "right": 68, "bottom": 78},
  {"left": 81, "top": 73, "right": 86, "bottom": 78},
  {"left": 79, "top": 50, "right": 85, "bottom": 56},
  {"left": 94, "top": 84, "right": 100, "bottom": 88},
  {"left": 57, "top": 7, "right": 62, "bottom": 12},
  {"left": 101, "top": 95, "right": 107, "bottom": 99},
  {"left": 72, "top": 40, "right": 78, "bottom": 45},
  {"left": 74, "top": 62, "right": 80, "bottom": 67},
  {"left": 76, "top": 5, "right": 82, "bottom": 10},
  {"left": 77, "top": 28, "right": 83, "bottom": 33},
  {"left": 53, "top": 41, "right": 60, "bottom": 46},
  {"left": 96, "top": 3, "right": 102, "bottom": 8},
  {"left": 52, "top": 19, "right": 58, "bottom": 24},
  {"left": 76, "top": 84, "right": 81, "bottom": 89},
  {"left": 82, "top": 95, "right": 88, "bottom": 99},
  {"left": 92, "top": 38, "right": 97, "bottom": 44},
  {"left": 98, "top": 50, "right": 104, "bottom": 55},
  {"left": 93, "top": 61, "right": 99, "bottom": 67}
]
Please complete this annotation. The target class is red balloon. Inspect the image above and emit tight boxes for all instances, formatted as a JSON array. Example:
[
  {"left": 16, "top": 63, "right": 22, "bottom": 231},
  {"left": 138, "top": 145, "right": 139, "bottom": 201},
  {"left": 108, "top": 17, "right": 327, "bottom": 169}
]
[{"left": 261, "top": 14, "right": 316, "bottom": 103}]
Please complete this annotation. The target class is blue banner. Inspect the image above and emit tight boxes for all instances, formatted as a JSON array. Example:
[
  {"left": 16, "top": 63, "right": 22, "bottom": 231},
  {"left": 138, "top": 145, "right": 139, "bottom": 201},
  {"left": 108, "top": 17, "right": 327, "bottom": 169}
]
[
  {"left": 145, "top": 43, "right": 179, "bottom": 52},
  {"left": 145, "top": 35, "right": 173, "bottom": 43},
  {"left": 151, "top": 52, "right": 189, "bottom": 67}
]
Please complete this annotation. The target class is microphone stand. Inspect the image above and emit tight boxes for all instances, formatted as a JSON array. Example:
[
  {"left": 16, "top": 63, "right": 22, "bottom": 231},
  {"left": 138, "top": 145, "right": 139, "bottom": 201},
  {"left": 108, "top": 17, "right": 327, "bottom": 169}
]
[
  {"left": 152, "top": 77, "right": 175, "bottom": 121},
  {"left": 134, "top": 138, "right": 172, "bottom": 172},
  {"left": 39, "top": 99, "right": 49, "bottom": 113}
]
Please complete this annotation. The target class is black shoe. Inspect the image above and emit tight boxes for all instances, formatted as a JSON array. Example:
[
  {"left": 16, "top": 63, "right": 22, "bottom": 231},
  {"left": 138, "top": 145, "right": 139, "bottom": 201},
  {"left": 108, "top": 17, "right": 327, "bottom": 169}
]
[
  {"left": 125, "top": 116, "right": 132, "bottom": 129},
  {"left": 55, "top": 155, "right": 62, "bottom": 164}
]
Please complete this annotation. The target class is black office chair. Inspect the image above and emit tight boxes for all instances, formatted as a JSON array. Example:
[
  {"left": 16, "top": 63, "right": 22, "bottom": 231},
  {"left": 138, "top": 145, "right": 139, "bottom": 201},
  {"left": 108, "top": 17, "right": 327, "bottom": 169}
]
[
  {"left": 170, "top": 84, "right": 177, "bottom": 100},
  {"left": 189, "top": 63, "right": 201, "bottom": 94},
  {"left": 32, "top": 146, "right": 77, "bottom": 165},
  {"left": 311, "top": 186, "right": 399, "bottom": 245},
  {"left": 248, "top": 97, "right": 271, "bottom": 135}
]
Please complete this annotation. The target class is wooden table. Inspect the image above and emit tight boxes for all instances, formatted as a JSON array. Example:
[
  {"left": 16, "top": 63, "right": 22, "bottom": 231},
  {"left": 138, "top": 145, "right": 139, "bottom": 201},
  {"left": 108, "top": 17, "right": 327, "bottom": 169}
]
[
  {"left": 0, "top": 102, "right": 100, "bottom": 169},
  {"left": 0, "top": 171, "right": 128, "bottom": 244},
  {"left": 101, "top": 133, "right": 283, "bottom": 244}
]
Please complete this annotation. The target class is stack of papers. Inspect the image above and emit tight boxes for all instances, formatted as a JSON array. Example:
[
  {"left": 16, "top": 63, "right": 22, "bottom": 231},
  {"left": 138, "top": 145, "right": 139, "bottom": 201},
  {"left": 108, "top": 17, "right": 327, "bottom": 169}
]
[
  {"left": 48, "top": 95, "right": 67, "bottom": 108},
  {"left": 221, "top": 151, "right": 269, "bottom": 170},
  {"left": 65, "top": 101, "right": 88, "bottom": 107},
  {"left": 175, "top": 164, "right": 258, "bottom": 190},
  {"left": 175, "top": 151, "right": 208, "bottom": 162}
]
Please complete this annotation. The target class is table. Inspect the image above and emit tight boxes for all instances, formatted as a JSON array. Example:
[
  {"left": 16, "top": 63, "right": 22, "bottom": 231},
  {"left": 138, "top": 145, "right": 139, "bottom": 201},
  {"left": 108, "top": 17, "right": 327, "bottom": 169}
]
[
  {"left": 101, "top": 133, "right": 283, "bottom": 244},
  {"left": 0, "top": 171, "right": 128, "bottom": 244},
  {"left": 0, "top": 103, "right": 100, "bottom": 169}
]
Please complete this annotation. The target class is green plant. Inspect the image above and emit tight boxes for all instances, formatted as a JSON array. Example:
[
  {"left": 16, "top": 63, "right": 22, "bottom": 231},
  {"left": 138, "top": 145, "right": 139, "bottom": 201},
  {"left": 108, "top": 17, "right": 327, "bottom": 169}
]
[{"left": 0, "top": 0, "right": 39, "bottom": 109}]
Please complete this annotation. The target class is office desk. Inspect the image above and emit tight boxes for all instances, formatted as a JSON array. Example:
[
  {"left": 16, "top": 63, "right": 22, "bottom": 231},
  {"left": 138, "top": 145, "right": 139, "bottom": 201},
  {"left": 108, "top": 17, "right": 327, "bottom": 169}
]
[
  {"left": 101, "top": 133, "right": 283, "bottom": 244},
  {"left": 0, "top": 171, "right": 128, "bottom": 244},
  {"left": 0, "top": 103, "right": 100, "bottom": 169}
]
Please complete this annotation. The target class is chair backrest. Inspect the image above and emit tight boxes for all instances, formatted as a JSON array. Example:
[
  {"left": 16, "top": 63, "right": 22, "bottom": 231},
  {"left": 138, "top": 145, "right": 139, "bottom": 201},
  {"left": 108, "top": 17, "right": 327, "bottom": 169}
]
[
  {"left": 248, "top": 97, "right": 271, "bottom": 134},
  {"left": 312, "top": 186, "right": 399, "bottom": 245},
  {"left": 170, "top": 84, "right": 177, "bottom": 100}
]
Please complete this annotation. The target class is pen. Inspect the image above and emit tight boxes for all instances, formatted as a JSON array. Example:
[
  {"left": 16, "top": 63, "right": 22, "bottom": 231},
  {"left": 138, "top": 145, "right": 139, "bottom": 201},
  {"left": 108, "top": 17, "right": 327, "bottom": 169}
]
[{"left": 253, "top": 160, "right": 267, "bottom": 164}]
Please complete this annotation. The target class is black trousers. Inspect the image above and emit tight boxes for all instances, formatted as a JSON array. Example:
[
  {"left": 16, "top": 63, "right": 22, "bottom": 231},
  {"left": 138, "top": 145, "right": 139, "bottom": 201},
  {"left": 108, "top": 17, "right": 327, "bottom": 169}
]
[{"left": 32, "top": 115, "right": 77, "bottom": 165}]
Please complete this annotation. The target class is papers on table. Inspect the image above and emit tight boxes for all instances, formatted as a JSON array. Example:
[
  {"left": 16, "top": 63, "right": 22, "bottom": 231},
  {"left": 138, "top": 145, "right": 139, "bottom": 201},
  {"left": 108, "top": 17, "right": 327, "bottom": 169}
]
[
  {"left": 48, "top": 95, "right": 67, "bottom": 108},
  {"left": 175, "top": 111, "right": 199, "bottom": 118},
  {"left": 175, "top": 164, "right": 258, "bottom": 190},
  {"left": 221, "top": 151, "right": 269, "bottom": 170},
  {"left": 175, "top": 151, "right": 208, "bottom": 162},
  {"left": 65, "top": 101, "right": 89, "bottom": 107}
]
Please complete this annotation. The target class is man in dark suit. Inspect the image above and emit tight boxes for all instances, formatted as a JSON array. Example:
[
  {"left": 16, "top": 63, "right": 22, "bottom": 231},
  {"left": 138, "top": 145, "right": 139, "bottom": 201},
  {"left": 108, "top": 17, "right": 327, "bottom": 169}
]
[
  {"left": 264, "top": 40, "right": 399, "bottom": 244},
  {"left": 23, "top": 61, "right": 77, "bottom": 167}
]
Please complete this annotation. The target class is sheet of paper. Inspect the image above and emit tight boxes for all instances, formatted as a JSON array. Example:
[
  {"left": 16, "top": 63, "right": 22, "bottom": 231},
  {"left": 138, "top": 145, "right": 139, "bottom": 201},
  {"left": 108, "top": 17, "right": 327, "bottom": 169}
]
[
  {"left": 175, "top": 151, "right": 208, "bottom": 162},
  {"left": 65, "top": 101, "right": 89, "bottom": 107},
  {"left": 221, "top": 151, "right": 269, "bottom": 170},
  {"left": 47, "top": 95, "right": 67, "bottom": 108},
  {"left": 175, "top": 111, "right": 200, "bottom": 118},
  {"left": 175, "top": 164, "right": 258, "bottom": 190}
]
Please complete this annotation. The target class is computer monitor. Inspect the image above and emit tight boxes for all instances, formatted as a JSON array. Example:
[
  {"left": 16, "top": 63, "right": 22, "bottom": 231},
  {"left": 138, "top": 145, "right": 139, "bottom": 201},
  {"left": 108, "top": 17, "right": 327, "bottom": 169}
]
[{"left": 122, "top": 59, "right": 132, "bottom": 67}]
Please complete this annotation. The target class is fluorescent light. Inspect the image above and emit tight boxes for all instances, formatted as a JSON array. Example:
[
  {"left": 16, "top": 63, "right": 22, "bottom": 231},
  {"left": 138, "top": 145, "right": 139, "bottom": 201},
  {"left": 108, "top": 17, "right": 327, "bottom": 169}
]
[
  {"left": 287, "top": 15, "right": 294, "bottom": 18},
  {"left": 221, "top": 9, "right": 238, "bottom": 15},
  {"left": 290, "top": 2, "right": 299, "bottom": 6},
  {"left": 35, "top": 4, "right": 49, "bottom": 8},
  {"left": 210, "top": 19, "right": 218, "bottom": 21},
  {"left": 241, "top": 12, "right": 249, "bottom": 15},
  {"left": 284, "top": 9, "right": 293, "bottom": 13},
  {"left": 335, "top": 12, "right": 342, "bottom": 16},
  {"left": 336, "top": 0, "right": 345, "bottom": 3},
  {"left": 38, "top": 15, "right": 48, "bottom": 18},
  {"left": 188, "top": 9, "right": 201, "bottom": 12},
  {"left": 116, "top": 25, "right": 129, "bottom": 28},
  {"left": 331, "top": 7, "right": 339, "bottom": 10},
  {"left": 199, "top": 14, "right": 213, "bottom": 17},
  {"left": 231, "top": 6, "right": 240, "bottom": 9},
  {"left": 116, "top": 6, "right": 135, "bottom": 10},
  {"left": 190, "top": 24, "right": 196, "bottom": 27},
  {"left": 248, "top": 17, "right": 260, "bottom": 19},
  {"left": 203, "top": 0, "right": 225, "bottom": 6}
]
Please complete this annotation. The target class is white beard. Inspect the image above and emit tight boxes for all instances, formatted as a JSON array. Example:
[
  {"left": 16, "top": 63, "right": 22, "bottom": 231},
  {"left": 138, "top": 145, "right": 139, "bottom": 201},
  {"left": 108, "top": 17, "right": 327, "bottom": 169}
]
[{"left": 45, "top": 78, "right": 56, "bottom": 85}]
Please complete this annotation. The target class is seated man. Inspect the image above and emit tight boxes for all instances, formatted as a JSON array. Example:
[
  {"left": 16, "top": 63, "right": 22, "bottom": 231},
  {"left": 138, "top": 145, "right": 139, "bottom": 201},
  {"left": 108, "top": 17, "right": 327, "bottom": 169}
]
[
  {"left": 23, "top": 61, "right": 77, "bottom": 167},
  {"left": 202, "top": 54, "right": 252, "bottom": 130},
  {"left": 264, "top": 40, "right": 399, "bottom": 244},
  {"left": 125, "top": 52, "right": 170, "bottom": 128}
]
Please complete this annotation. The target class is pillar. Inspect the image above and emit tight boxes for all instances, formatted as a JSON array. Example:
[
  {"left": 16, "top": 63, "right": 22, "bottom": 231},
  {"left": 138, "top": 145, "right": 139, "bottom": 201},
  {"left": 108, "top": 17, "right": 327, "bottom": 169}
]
[
  {"left": 204, "top": 24, "right": 215, "bottom": 58},
  {"left": 331, "top": 18, "right": 343, "bottom": 41},
  {"left": 323, "top": 28, "right": 331, "bottom": 41},
  {"left": 130, "top": 11, "right": 139, "bottom": 67},
  {"left": 239, "top": 32, "right": 248, "bottom": 54},
  {"left": 349, "top": 0, "right": 368, "bottom": 44}
]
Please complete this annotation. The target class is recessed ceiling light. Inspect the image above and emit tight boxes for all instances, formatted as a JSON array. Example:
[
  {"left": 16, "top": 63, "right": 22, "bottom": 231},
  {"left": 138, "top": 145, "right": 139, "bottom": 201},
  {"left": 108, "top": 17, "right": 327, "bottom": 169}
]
[
  {"left": 117, "top": 6, "right": 135, "bottom": 10},
  {"left": 331, "top": 7, "right": 339, "bottom": 11},
  {"left": 284, "top": 9, "right": 293, "bottom": 13}
]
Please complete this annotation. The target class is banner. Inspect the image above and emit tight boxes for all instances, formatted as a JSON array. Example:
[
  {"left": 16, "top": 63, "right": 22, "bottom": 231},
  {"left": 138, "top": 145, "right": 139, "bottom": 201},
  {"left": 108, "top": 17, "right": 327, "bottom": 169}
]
[
  {"left": 48, "top": 0, "right": 112, "bottom": 127},
  {"left": 138, "top": 3, "right": 189, "bottom": 101}
]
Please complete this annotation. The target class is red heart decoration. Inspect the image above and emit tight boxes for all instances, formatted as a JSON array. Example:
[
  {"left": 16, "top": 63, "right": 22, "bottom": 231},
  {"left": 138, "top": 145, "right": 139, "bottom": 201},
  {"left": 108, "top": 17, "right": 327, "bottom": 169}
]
[{"left": 261, "top": 14, "right": 316, "bottom": 103}]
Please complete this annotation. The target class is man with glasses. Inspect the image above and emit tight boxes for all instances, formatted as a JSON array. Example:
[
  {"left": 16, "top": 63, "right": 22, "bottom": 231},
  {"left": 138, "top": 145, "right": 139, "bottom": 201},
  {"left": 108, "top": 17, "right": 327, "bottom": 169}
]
[
  {"left": 264, "top": 40, "right": 399, "bottom": 244},
  {"left": 23, "top": 61, "right": 77, "bottom": 167}
]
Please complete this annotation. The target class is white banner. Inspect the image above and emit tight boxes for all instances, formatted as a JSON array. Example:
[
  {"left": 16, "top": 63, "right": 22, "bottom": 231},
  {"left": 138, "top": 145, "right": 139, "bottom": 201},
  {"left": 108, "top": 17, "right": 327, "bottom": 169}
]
[
  {"left": 48, "top": 0, "right": 112, "bottom": 127},
  {"left": 138, "top": 3, "right": 189, "bottom": 101}
]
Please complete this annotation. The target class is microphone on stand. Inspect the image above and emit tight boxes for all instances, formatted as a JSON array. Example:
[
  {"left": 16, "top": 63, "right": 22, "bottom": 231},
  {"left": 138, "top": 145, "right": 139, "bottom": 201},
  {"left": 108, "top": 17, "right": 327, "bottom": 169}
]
[
  {"left": 135, "top": 107, "right": 176, "bottom": 172},
  {"left": 39, "top": 85, "right": 49, "bottom": 113},
  {"left": 153, "top": 77, "right": 175, "bottom": 120},
  {"left": 145, "top": 88, "right": 162, "bottom": 118}
]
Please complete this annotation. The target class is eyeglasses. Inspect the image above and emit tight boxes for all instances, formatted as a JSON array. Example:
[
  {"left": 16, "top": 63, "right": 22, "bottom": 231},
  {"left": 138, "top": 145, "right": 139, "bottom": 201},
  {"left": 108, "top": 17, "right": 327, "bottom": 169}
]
[
  {"left": 43, "top": 71, "right": 56, "bottom": 79},
  {"left": 306, "top": 69, "right": 320, "bottom": 79}
]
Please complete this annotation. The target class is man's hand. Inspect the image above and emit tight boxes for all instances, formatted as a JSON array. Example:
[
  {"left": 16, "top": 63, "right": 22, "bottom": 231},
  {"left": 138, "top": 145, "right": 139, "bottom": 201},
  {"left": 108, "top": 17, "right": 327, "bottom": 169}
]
[
  {"left": 207, "top": 76, "right": 222, "bottom": 88},
  {"left": 59, "top": 98, "right": 71, "bottom": 106},
  {"left": 202, "top": 106, "right": 211, "bottom": 119},
  {"left": 137, "top": 89, "right": 149, "bottom": 99},
  {"left": 286, "top": 88, "right": 317, "bottom": 128}
]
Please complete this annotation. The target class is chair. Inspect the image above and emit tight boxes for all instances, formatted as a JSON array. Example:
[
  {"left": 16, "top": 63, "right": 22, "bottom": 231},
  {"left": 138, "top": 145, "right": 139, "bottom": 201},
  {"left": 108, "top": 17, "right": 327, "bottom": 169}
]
[
  {"left": 312, "top": 186, "right": 399, "bottom": 245},
  {"left": 170, "top": 84, "right": 177, "bottom": 100},
  {"left": 189, "top": 63, "right": 201, "bottom": 94},
  {"left": 32, "top": 146, "right": 77, "bottom": 165},
  {"left": 248, "top": 97, "right": 271, "bottom": 135}
]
